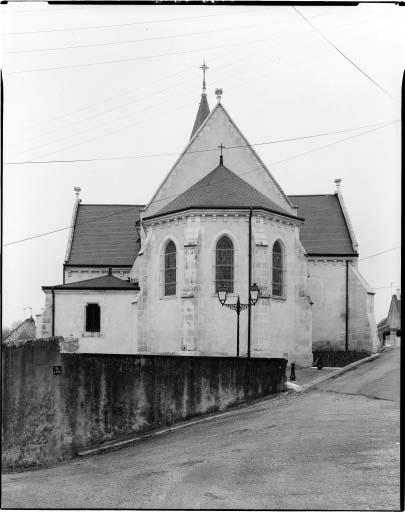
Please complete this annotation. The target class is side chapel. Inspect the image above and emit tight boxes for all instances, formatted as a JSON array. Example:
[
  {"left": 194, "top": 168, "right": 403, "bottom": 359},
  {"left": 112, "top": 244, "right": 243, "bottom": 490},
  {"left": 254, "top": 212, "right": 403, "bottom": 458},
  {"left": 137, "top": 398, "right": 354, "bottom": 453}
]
[{"left": 37, "top": 68, "right": 380, "bottom": 366}]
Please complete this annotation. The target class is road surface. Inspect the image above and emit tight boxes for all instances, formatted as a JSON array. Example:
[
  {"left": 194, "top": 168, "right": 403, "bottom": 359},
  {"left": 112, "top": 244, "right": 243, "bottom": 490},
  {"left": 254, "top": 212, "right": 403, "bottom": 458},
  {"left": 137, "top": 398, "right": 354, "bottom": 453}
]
[{"left": 2, "top": 347, "right": 400, "bottom": 510}]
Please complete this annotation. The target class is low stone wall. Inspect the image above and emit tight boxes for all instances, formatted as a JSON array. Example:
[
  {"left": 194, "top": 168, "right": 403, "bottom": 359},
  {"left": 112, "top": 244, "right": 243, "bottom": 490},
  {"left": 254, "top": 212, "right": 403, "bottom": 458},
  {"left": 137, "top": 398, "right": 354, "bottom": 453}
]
[
  {"left": 2, "top": 338, "right": 286, "bottom": 471},
  {"left": 312, "top": 350, "right": 369, "bottom": 368}
]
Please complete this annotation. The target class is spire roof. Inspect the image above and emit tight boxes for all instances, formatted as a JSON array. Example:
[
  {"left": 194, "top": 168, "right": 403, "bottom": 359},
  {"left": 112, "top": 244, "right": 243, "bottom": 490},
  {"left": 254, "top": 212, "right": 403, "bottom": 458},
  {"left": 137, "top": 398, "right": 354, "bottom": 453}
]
[
  {"left": 146, "top": 160, "right": 298, "bottom": 220},
  {"left": 190, "top": 93, "right": 210, "bottom": 140}
]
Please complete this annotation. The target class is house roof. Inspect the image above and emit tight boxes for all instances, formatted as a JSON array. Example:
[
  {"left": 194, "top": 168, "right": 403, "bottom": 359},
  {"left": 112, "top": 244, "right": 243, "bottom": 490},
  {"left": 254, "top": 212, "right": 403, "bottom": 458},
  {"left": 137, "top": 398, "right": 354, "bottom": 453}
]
[
  {"left": 147, "top": 161, "right": 300, "bottom": 221},
  {"left": 43, "top": 274, "right": 140, "bottom": 291},
  {"left": 190, "top": 93, "right": 210, "bottom": 140},
  {"left": 288, "top": 194, "right": 357, "bottom": 255},
  {"left": 66, "top": 204, "right": 143, "bottom": 266}
]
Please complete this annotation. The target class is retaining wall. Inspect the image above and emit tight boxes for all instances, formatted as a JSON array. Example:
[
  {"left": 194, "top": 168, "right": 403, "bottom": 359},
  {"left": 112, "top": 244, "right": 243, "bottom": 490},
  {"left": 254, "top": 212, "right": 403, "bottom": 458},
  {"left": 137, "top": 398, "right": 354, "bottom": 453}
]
[{"left": 2, "top": 337, "right": 286, "bottom": 471}]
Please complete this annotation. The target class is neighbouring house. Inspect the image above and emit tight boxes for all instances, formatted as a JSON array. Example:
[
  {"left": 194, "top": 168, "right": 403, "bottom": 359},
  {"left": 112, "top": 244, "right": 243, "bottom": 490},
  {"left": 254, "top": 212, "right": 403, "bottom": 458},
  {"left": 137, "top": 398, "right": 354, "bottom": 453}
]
[
  {"left": 3, "top": 317, "right": 36, "bottom": 343},
  {"left": 377, "top": 290, "right": 401, "bottom": 347},
  {"left": 36, "top": 75, "right": 379, "bottom": 365}
]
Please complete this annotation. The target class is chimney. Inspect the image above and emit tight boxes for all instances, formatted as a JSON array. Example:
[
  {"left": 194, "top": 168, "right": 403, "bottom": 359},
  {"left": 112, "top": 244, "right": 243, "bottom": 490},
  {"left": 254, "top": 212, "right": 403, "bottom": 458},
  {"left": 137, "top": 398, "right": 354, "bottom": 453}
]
[
  {"left": 396, "top": 288, "right": 401, "bottom": 299},
  {"left": 334, "top": 178, "right": 342, "bottom": 191},
  {"left": 74, "top": 186, "right": 81, "bottom": 199}
]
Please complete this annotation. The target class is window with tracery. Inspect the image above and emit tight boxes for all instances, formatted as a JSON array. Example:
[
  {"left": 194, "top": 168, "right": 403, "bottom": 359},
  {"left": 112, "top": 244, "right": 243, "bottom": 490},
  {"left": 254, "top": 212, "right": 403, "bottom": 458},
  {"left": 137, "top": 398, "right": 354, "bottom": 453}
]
[
  {"left": 215, "top": 235, "right": 234, "bottom": 293},
  {"left": 272, "top": 240, "right": 284, "bottom": 297},
  {"left": 164, "top": 240, "right": 177, "bottom": 296}
]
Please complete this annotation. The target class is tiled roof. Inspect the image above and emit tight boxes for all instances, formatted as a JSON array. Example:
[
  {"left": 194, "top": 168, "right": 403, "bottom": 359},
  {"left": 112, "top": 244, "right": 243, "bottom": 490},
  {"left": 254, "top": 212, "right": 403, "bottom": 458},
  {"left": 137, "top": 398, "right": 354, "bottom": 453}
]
[
  {"left": 148, "top": 162, "right": 298, "bottom": 220},
  {"left": 190, "top": 93, "right": 210, "bottom": 139},
  {"left": 43, "top": 274, "right": 139, "bottom": 290},
  {"left": 67, "top": 204, "right": 143, "bottom": 266},
  {"left": 288, "top": 194, "right": 357, "bottom": 255}
]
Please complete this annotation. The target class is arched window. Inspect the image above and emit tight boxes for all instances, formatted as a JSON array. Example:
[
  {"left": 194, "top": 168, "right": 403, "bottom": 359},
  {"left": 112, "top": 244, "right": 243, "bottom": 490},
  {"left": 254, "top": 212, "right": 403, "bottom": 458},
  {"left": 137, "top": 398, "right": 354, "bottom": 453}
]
[
  {"left": 164, "top": 240, "right": 177, "bottom": 296},
  {"left": 272, "top": 240, "right": 284, "bottom": 297},
  {"left": 216, "top": 235, "right": 234, "bottom": 293}
]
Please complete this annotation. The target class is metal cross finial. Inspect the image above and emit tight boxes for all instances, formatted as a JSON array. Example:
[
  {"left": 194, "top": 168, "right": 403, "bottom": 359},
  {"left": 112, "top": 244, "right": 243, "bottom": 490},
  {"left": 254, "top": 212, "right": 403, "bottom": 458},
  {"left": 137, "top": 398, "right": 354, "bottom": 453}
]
[
  {"left": 218, "top": 143, "right": 226, "bottom": 164},
  {"left": 200, "top": 60, "right": 209, "bottom": 94}
]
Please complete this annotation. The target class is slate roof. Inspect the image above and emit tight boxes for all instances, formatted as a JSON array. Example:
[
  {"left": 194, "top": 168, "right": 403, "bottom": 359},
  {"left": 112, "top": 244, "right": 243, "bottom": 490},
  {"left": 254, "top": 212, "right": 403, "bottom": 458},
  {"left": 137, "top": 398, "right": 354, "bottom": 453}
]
[
  {"left": 66, "top": 204, "right": 143, "bottom": 266},
  {"left": 288, "top": 194, "right": 357, "bottom": 255},
  {"left": 147, "top": 162, "right": 299, "bottom": 221},
  {"left": 190, "top": 93, "right": 210, "bottom": 140},
  {"left": 43, "top": 274, "right": 139, "bottom": 291}
]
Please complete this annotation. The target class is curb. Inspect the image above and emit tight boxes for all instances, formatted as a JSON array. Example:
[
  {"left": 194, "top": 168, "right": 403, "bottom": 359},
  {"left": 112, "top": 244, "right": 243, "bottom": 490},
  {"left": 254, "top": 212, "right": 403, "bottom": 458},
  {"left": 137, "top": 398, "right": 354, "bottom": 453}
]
[
  {"left": 300, "top": 352, "right": 381, "bottom": 391},
  {"left": 77, "top": 390, "right": 289, "bottom": 458}
]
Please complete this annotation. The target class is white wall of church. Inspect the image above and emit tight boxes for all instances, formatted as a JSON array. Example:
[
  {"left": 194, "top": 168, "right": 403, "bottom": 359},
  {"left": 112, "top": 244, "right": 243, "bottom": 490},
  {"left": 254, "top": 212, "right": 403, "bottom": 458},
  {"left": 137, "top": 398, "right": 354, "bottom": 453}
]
[
  {"left": 133, "top": 211, "right": 313, "bottom": 366},
  {"left": 53, "top": 290, "right": 138, "bottom": 354},
  {"left": 308, "top": 259, "right": 380, "bottom": 353}
]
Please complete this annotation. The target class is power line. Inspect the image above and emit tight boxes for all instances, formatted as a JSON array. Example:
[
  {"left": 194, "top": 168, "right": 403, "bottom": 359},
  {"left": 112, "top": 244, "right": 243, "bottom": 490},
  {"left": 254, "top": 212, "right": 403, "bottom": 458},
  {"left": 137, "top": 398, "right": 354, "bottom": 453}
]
[
  {"left": 2, "top": 19, "right": 278, "bottom": 55},
  {"left": 268, "top": 120, "right": 398, "bottom": 167},
  {"left": 4, "top": 119, "right": 398, "bottom": 165},
  {"left": 6, "top": 38, "right": 264, "bottom": 75},
  {"left": 3, "top": 118, "right": 397, "bottom": 247},
  {"left": 2, "top": 8, "right": 255, "bottom": 36},
  {"left": 359, "top": 246, "right": 401, "bottom": 262},
  {"left": 292, "top": 6, "right": 397, "bottom": 102}
]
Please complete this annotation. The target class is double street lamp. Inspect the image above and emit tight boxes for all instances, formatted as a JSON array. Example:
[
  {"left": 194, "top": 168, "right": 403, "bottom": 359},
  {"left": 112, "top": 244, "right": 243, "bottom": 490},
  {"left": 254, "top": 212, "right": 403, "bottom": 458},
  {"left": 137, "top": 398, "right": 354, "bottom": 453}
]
[{"left": 217, "top": 283, "right": 260, "bottom": 357}]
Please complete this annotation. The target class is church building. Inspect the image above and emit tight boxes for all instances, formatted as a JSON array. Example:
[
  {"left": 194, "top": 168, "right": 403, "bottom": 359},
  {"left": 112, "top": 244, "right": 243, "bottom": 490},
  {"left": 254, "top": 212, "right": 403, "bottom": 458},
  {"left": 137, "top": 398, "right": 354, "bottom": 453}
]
[{"left": 36, "top": 69, "right": 380, "bottom": 366}]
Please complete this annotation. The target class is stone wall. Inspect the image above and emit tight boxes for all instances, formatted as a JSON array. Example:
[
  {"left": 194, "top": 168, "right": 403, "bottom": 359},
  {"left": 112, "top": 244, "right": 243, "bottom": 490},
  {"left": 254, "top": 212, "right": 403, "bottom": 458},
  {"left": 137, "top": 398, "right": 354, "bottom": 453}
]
[
  {"left": 131, "top": 211, "right": 312, "bottom": 366},
  {"left": 2, "top": 337, "right": 286, "bottom": 471},
  {"left": 308, "top": 259, "right": 379, "bottom": 353}
]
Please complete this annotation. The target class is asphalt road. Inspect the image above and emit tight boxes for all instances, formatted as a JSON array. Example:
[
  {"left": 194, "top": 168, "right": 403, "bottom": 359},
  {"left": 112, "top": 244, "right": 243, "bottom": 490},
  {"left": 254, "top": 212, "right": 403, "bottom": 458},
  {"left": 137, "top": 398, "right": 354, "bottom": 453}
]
[{"left": 2, "top": 347, "right": 400, "bottom": 510}]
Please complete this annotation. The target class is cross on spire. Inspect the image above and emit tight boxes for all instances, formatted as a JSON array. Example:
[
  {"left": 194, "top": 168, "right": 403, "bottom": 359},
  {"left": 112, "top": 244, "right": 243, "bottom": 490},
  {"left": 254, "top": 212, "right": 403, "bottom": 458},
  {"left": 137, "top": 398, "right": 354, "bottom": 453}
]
[
  {"left": 200, "top": 60, "right": 209, "bottom": 94},
  {"left": 218, "top": 143, "right": 226, "bottom": 165}
]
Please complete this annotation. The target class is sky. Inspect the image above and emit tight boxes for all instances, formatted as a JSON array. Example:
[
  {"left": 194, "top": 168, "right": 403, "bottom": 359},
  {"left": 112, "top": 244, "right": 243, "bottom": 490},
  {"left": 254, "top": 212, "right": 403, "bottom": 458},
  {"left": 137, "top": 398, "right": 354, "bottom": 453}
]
[{"left": 1, "top": 2, "right": 402, "bottom": 327}]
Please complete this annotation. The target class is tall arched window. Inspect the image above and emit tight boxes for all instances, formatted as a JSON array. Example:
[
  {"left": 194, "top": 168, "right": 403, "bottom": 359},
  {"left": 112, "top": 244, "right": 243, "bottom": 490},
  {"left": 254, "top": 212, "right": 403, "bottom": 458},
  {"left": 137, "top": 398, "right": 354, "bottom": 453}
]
[
  {"left": 216, "top": 235, "right": 234, "bottom": 293},
  {"left": 272, "top": 240, "right": 284, "bottom": 297},
  {"left": 164, "top": 240, "right": 177, "bottom": 296}
]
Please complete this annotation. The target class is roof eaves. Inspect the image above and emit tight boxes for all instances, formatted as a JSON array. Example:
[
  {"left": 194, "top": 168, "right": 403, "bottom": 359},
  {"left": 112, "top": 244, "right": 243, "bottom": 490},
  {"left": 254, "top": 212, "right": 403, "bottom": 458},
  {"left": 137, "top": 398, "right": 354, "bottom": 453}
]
[
  {"left": 143, "top": 205, "right": 304, "bottom": 223},
  {"left": 335, "top": 190, "right": 358, "bottom": 253},
  {"left": 64, "top": 198, "right": 81, "bottom": 264},
  {"left": 306, "top": 252, "right": 359, "bottom": 257}
]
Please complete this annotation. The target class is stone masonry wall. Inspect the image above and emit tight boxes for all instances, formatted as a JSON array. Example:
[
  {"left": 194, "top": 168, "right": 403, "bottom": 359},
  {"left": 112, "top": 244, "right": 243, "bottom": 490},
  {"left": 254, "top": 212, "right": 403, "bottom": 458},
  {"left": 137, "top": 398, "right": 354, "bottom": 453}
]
[{"left": 2, "top": 337, "right": 286, "bottom": 471}]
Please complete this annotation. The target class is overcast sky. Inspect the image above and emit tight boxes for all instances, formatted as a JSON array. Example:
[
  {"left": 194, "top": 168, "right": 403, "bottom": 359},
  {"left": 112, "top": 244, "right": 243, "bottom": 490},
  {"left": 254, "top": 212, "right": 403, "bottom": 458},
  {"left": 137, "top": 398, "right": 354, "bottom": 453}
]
[{"left": 1, "top": 2, "right": 402, "bottom": 327}]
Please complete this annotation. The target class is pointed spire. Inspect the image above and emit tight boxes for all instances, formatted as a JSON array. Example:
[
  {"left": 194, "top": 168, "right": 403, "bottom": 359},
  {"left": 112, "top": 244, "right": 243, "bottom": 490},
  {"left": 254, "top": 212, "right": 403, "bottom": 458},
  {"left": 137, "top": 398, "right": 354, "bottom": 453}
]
[{"left": 190, "top": 61, "right": 210, "bottom": 140}]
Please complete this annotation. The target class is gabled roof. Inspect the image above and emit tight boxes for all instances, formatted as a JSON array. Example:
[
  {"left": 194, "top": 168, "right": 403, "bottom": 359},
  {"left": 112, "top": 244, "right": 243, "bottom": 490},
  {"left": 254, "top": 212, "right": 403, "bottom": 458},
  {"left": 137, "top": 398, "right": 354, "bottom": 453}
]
[
  {"left": 43, "top": 274, "right": 139, "bottom": 291},
  {"left": 66, "top": 204, "right": 143, "bottom": 266},
  {"left": 288, "top": 194, "right": 357, "bottom": 255},
  {"left": 144, "top": 101, "right": 295, "bottom": 218},
  {"left": 190, "top": 93, "right": 210, "bottom": 139},
  {"left": 146, "top": 161, "right": 299, "bottom": 221}
]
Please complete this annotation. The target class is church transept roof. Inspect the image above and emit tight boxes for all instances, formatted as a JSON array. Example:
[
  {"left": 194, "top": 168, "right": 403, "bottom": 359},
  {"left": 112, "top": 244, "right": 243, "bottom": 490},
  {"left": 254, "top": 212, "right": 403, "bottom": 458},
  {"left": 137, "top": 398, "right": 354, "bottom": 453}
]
[
  {"left": 288, "top": 194, "right": 358, "bottom": 255},
  {"left": 66, "top": 204, "right": 143, "bottom": 266}
]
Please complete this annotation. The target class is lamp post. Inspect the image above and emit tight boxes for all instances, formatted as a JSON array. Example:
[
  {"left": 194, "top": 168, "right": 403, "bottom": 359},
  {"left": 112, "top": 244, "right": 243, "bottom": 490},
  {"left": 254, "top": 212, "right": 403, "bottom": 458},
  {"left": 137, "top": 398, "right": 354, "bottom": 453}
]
[{"left": 217, "top": 283, "right": 260, "bottom": 357}]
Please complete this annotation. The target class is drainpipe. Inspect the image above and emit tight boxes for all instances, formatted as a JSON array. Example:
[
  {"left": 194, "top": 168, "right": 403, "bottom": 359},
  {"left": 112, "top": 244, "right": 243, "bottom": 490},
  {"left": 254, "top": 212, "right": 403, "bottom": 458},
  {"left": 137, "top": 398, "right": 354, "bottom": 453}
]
[
  {"left": 247, "top": 207, "right": 253, "bottom": 358},
  {"left": 345, "top": 260, "right": 349, "bottom": 352},
  {"left": 51, "top": 289, "right": 55, "bottom": 337}
]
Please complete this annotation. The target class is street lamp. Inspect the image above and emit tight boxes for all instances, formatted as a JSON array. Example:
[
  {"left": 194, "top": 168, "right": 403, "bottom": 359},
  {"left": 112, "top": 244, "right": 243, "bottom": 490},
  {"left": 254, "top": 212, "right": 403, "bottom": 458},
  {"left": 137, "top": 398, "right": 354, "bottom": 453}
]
[{"left": 217, "top": 283, "right": 260, "bottom": 357}]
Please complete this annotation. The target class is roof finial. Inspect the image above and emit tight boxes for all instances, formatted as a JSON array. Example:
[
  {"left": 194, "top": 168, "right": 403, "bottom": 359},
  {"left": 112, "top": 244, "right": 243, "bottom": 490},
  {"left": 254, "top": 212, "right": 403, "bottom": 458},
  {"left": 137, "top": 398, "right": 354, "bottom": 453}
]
[
  {"left": 74, "top": 186, "right": 81, "bottom": 199},
  {"left": 218, "top": 143, "right": 225, "bottom": 165},
  {"left": 200, "top": 60, "right": 208, "bottom": 95},
  {"left": 215, "top": 88, "right": 223, "bottom": 103}
]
